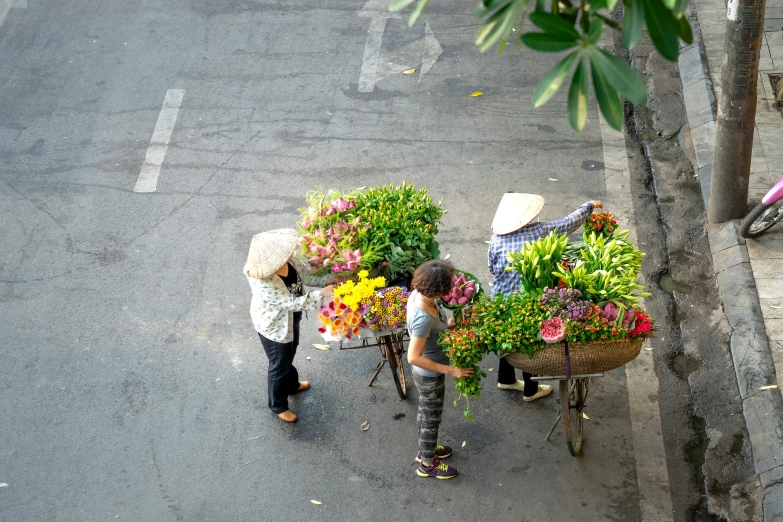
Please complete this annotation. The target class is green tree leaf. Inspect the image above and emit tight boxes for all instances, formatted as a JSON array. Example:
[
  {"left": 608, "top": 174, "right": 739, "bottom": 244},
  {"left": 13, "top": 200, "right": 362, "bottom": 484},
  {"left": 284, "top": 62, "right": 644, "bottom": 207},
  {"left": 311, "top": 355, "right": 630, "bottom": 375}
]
[
  {"left": 568, "top": 57, "right": 588, "bottom": 132},
  {"left": 588, "top": 18, "right": 604, "bottom": 45},
  {"left": 674, "top": 13, "right": 693, "bottom": 44},
  {"left": 532, "top": 50, "right": 580, "bottom": 107},
  {"left": 521, "top": 32, "right": 579, "bottom": 52},
  {"left": 660, "top": 0, "right": 675, "bottom": 11},
  {"left": 622, "top": 0, "right": 644, "bottom": 48},
  {"left": 476, "top": 2, "right": 525, "bottom": 53},
  {"left": 590, "top": 57, "right": 624, "bottom": 130},
  {"left": 673, "top": 0, "right": 689, "bottom": 15},
  {"left": 474, "top": 0, "right": 514, "bottom": 19},
  {"left": 589, "top": 47, "right": 647, "bottom": 104},
  {"left": 642, "top": 0, "right": 679, "bottom": 61},
  {"left": 407, "top": 0, "right": 431, "bottom": 26},
  {"left": 529, "top": 11, "right": 580, "bottom": 40},
  {"left": 389, "top": 0, "right": 416, "bottom": 10}
]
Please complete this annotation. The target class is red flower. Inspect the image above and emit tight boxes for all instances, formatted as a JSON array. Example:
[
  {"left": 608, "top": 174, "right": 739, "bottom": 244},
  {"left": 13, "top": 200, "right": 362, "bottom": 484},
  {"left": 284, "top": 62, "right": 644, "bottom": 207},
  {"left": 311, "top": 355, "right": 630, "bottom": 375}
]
[{"left": 318, "top": 327, "right": 326, "bottom": 334}]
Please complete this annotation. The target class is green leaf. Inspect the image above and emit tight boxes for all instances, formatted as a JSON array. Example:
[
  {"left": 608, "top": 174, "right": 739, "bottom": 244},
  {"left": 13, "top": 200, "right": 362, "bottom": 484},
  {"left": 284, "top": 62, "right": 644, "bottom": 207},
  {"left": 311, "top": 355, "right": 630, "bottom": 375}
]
[
  {"left": 475, "top": 4, "right": 513, "bottom": 52},
  {"left": 407, "top": 0, "right": 430, "bottom": 27},
  {"left": 673, "top": 0, "right": 689, "bottom": 15},
  {"left": 475, "top": 0, "right": 514, "bottom": 19},
  {"left": 674, "top": 13, "right": 693, "bottom": 44},
  {"left": 622, "top": 0, "right": 644, "bottom": 48},
  {"left": 529, "top": 11, "right": 580, "bottom": 40},
  {"left": 591, "top": 57, "right": 624, "bottom": 130},
  {"left": 642, "top": 0, "right": 679, "bottom": 61},
  {"left": 389, "top": 0, "right": 416, "bottom": 10},
  {"left": 588, "top": 17, "right": 604, "bottom": 45},
  {"left": 521, "top": 32, "right": 579, "bottom": 52},
  {"left": 533, "top": 50, "right": 579, "bottom": 107},
  {"left": 567, "top": 57, "right": 588, "bottom": 132},
  {"left": 606, "top": 0, "right": 621, "bottom": 9},
  {"left": 589, "top": 47, "right": 647, "bottom": 104}
]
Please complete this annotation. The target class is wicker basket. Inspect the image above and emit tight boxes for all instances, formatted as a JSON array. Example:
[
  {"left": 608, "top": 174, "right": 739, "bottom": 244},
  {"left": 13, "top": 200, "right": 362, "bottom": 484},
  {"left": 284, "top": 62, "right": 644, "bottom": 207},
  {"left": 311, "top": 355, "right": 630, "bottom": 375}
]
[{"left": 504, "top": 338, "right": 644, "bottom": 376}]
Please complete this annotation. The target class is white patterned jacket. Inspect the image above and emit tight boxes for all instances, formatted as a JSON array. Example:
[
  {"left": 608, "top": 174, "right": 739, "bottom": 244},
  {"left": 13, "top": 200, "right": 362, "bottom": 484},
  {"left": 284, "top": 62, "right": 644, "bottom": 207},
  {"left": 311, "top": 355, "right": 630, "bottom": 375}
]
[{"left": 247, "top": 255, "right": 328, "bottom": 343}]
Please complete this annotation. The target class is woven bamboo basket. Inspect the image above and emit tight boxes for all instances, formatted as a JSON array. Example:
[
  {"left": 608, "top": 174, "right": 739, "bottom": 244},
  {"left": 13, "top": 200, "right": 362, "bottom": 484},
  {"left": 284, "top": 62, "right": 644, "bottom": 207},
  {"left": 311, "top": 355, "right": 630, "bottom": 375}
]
[{"left": 504, "top": 338, "right": 644, "bottom": 376}]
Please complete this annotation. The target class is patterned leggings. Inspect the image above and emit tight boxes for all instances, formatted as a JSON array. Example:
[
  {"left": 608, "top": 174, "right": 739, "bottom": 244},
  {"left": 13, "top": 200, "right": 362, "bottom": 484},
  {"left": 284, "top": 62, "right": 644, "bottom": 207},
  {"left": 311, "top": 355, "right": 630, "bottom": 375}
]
[{"left": 413, "top": 372, "right": 446, "bottom": 464}]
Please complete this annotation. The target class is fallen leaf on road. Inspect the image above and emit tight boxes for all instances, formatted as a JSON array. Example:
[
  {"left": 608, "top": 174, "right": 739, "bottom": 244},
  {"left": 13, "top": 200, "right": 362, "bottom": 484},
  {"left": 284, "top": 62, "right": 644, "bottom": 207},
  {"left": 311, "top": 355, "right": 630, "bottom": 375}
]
[
  {"left": 313, "top": 344, "right": 330, "bottom": 350},
  {"left": 246, "top": 460, "right": 251, "bottom": 465},
  {"left": 582, "top": 412, "right": 590, "bottom": 420},
  {"left": 770, "top": 305, "right": 783, "bottom": 310},
  {"left": 361, "top": 421, "right": 370, "bottom": 431},
  {"left": 484, "top": 240, "right": 491, "bottom": 244},
  {"left": 306, "top": 357, "right": 311, "bottom": 361},
  {"left": 403, "top": 68, "right": 416, "bottom": 75},
  {"left": 462, "top": 441, "right": 466, "bottom": 447},
  {"left": 444, "top": 253, "right": 451, "bottom": 260},
  {"left": 760, "top": 385, "right": 779, "bottom": 390},
  {"left": 548, "top": 178, "right": 558, "bottom": 182},
  {"left": 311, "top": 500, "right": 322, "bottom": 505},
  {"left": 0, "top": 483, "right": 8, "bottom": 488},
  {"left": 471, "top": 91, "right": 483, "bottom": 97},
  {"left": 247, "top": 435, "right": 261, "bottom": 441},
  {"left": 644, "top": 346, "right": 654, "bottom": 351}
]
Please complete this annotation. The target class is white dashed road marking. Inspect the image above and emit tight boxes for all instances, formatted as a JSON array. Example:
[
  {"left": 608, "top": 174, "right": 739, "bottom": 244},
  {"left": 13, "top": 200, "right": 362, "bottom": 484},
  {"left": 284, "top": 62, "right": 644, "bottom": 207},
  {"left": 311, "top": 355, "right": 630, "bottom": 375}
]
[{"left": 134, "top": 89, "right": 185, "bottom": 193}]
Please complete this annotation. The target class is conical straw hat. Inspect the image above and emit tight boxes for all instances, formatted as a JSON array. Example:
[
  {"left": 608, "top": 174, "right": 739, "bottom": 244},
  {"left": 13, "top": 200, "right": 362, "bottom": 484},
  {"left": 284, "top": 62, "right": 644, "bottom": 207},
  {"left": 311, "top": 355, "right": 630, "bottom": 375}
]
[
  {"left": 491, "top": 193, "right": 545, "bottom": 235},
  {"left": 244, "top": 228, "right": 298, "bottom": 279}
]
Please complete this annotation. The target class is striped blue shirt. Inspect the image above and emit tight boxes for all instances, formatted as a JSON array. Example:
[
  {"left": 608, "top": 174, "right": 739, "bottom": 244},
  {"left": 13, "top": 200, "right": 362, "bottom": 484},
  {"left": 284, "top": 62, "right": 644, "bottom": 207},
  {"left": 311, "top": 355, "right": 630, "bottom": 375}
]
[{"left": 488, "top": 203, "right": 594, "bottom": 296}]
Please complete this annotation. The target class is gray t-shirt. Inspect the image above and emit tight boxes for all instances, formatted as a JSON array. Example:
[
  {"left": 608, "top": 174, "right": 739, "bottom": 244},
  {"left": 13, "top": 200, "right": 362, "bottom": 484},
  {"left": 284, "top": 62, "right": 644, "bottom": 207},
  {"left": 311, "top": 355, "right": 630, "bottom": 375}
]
[{"left": 406, "top": 290, "right": 449, "bottom": 377}]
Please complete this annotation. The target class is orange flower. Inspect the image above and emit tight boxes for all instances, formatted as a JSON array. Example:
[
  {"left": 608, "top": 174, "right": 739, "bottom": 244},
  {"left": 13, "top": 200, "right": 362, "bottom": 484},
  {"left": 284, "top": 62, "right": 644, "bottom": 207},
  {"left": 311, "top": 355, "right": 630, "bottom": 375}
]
[
  {"left": 346, "top": 313, "right": 360, "bottom": 327},
  {"left": 352, "top": 326, "right": 361, "bottom": 336},
  {"left": 320, "top": 316, "right": 333, "bottom": 326},
  {"left": 333, "top": 318, "right": 344, "bottom": 329}
]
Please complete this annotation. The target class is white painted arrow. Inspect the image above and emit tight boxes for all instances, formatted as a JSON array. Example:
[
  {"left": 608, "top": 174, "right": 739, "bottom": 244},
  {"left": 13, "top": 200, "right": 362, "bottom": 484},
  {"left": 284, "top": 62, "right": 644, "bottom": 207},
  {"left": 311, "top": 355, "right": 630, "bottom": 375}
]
[
  {"left": 358, "top": 0, "right": 401, "bottom": 93},
  {"left": 0, "top": 0, "right": 27, "bottom": 28}
]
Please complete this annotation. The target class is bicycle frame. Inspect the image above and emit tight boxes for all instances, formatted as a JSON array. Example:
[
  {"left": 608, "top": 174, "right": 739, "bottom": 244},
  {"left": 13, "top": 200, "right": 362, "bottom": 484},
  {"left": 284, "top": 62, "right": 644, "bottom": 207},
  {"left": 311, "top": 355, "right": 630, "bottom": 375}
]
[{"left": 762, "top": 175, "right": 783, "bottom": 205}]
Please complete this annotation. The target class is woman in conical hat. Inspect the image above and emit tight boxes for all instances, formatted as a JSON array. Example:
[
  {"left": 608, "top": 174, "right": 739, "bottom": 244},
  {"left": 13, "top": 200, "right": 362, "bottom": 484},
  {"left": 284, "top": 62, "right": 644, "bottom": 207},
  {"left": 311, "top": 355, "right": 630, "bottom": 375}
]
[
  {"left": 488, "top": 193, "right": 603, "bottom": 401},
  {"left": 244, "top": 228, "right": 336, "bottom": 423}
]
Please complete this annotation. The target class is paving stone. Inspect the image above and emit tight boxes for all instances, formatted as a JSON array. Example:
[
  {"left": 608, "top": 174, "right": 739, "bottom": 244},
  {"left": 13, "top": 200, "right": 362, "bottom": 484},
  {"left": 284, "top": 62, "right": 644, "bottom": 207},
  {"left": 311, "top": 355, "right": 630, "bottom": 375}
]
[
  {"left": 763, "top": 483, "right": 783, "bottom": 522},
  {"left": 756, "top": 278, "right": 783, "bottom": 299},
  {"left": 741, "top": 387, "right": 783, "bottom": 475},
  {"left": 760, "top": 464, "right": 783, "bottom": 488},
  {"left": 714, "top": 244, "right": 751, "bottom": 272},
  {"left": 692, "top": 120, "right": 716, "bottom": 168},
  {"left": 748, "top": 235, "right": 783, "bottom": 260},
  {"left": 765, "top": 18, "right": 783, "bottom": 32},
  {"left": 760, "top": 300, "right": 783, "bottom": 319}
]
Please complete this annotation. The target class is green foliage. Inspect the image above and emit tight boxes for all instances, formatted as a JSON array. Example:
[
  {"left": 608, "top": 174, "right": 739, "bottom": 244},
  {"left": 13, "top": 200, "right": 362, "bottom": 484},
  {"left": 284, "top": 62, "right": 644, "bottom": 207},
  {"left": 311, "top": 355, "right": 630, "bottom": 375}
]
[
  {"left": 354, "top": 182, "right": 444, "bottom": 281},
  {"left": 388, "top": 0, "right": 694, "bottom": 132},
  {"left": 505, "top": 230, "right": 569, "bottom": 294}
]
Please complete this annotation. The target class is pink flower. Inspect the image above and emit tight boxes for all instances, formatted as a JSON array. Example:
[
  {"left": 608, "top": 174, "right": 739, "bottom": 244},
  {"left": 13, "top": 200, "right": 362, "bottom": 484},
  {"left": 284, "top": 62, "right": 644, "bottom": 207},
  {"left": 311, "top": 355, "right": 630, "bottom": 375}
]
[
  {"left": 334, "top": 221, "right": 350, "bottom": 233},
  {"left": 317, "top": 247, "right": 329, "bottom": 257},
  {"left": 540, "top": 317, "right": 565, "bottom": 344},
  {"left": 315, "top": 230, "right": 322, "bottom": 239},
  {"left": 345, "top": 260, "right": 358, "bottom": 270},
  {"left": 333, "top": 198, "right": 352, "bottom": 211}
]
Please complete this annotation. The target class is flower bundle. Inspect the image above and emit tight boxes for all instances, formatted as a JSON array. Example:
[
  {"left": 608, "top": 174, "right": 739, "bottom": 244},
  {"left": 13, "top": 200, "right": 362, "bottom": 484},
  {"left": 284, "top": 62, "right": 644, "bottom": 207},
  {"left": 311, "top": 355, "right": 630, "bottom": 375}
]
[
  {"left": 440, "top": 320, "right": 486, "bottom": 421},
  {"left": 317, "top": 296, "right": 364, "bottom": 340},
  {"left": 362, "top": 286, "right": 410, "bottom": 331},
  {"left": 584, "top": 211, "right": 618, "bottom": 237},
  {"left": 333, "top": 270, "right": 386, "bottom": 310}
]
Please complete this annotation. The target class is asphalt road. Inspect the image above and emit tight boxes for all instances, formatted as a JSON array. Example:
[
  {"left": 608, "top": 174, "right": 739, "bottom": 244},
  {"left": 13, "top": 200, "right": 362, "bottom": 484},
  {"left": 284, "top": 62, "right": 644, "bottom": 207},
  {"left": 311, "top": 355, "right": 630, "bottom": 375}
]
[{"left": 1, "top": 1, "right": 684, "bottom": 521}]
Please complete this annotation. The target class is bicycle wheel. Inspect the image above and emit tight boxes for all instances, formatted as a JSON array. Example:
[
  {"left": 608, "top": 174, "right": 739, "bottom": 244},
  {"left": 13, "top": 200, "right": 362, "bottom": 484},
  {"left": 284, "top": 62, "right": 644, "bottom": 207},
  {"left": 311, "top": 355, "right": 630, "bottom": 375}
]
[
  {"left": 385, "top": 336, "right": 407, "bottom": 400},
  {"left": 560, "top": 379, "right": 587, "bottom": 457},
  {"left": 740, "top": 201, "right": 783, "bottom": 238}
]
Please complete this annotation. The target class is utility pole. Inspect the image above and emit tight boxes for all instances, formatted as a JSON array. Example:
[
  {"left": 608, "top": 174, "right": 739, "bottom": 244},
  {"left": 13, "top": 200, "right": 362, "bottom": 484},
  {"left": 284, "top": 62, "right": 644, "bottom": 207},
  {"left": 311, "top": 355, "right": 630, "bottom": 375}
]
[{"left": 707, "top": 0, "right": 767, "bottom": 223}]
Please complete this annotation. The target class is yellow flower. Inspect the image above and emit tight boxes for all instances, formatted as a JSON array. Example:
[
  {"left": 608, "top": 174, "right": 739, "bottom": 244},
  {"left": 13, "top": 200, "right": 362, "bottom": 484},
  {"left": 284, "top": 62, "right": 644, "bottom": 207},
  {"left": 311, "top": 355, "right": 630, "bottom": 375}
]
[{"left": 358, "top": 270, "right": 369, "bottom": 279}]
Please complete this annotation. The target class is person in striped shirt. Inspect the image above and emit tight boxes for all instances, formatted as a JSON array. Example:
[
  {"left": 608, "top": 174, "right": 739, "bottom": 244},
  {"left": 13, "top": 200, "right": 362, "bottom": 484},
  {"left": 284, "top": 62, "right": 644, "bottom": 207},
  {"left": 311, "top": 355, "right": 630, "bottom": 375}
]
[{"left": 488, "top": 193, "right": 603, "bottom": 400}]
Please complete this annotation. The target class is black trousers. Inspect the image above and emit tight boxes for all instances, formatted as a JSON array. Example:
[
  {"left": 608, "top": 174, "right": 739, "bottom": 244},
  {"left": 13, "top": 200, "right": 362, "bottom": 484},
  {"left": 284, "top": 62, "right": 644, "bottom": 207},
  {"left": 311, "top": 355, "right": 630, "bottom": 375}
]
[
  {"left": 497, "top": 356, "right": 538, "bottom": 396},
  {"left": 258, "top": 316, "right": 301, "bottom": 414}
]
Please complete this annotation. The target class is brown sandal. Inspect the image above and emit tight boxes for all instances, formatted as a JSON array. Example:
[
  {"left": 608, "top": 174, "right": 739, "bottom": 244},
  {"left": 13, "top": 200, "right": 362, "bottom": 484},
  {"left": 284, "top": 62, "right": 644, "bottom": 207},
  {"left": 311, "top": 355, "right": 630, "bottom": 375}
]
[
  {"left": 297, "top": 381, "right": 311, "bottom": 392},
  {"left": 276, "top": 410, "right": 298, "bottom": 423}
]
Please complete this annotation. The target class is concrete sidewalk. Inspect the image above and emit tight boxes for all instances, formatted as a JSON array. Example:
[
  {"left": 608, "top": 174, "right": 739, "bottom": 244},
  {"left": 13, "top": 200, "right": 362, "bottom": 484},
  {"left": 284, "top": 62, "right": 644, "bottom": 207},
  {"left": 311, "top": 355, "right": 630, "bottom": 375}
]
[{"left": 679, "top": 0, "right": 783, "bottom": 518}]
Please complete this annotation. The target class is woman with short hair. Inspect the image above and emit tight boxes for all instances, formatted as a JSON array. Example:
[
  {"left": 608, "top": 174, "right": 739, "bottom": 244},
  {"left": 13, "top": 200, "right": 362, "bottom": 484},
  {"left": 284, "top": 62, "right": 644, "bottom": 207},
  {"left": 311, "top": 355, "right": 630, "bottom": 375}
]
[{"left": 406, "top": 259, "right": 474, "bottom": 479}]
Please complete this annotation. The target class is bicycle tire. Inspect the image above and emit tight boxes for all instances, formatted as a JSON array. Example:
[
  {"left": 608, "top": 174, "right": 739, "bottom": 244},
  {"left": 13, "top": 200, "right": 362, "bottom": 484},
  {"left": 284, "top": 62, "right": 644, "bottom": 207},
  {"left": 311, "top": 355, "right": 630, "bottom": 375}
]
[
  {"left": 560, "top": 379, "right": 586, "bottom": 457},
  {"left": 385, "top": 336, "right": 408, "bottom": 400},
  {"left": 740, "top": 201, "right": 783, "bottom": 238}
]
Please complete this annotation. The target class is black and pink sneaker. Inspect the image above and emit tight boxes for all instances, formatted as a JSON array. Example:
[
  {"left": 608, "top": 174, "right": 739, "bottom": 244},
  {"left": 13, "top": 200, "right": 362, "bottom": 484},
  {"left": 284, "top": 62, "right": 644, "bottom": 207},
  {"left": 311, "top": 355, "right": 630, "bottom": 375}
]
[
  {"left": 416, "top": 458, "right": 458, "bottom": 480},
  {"left": 415, "top": 445, "right": 453, "bottom": 463}
]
